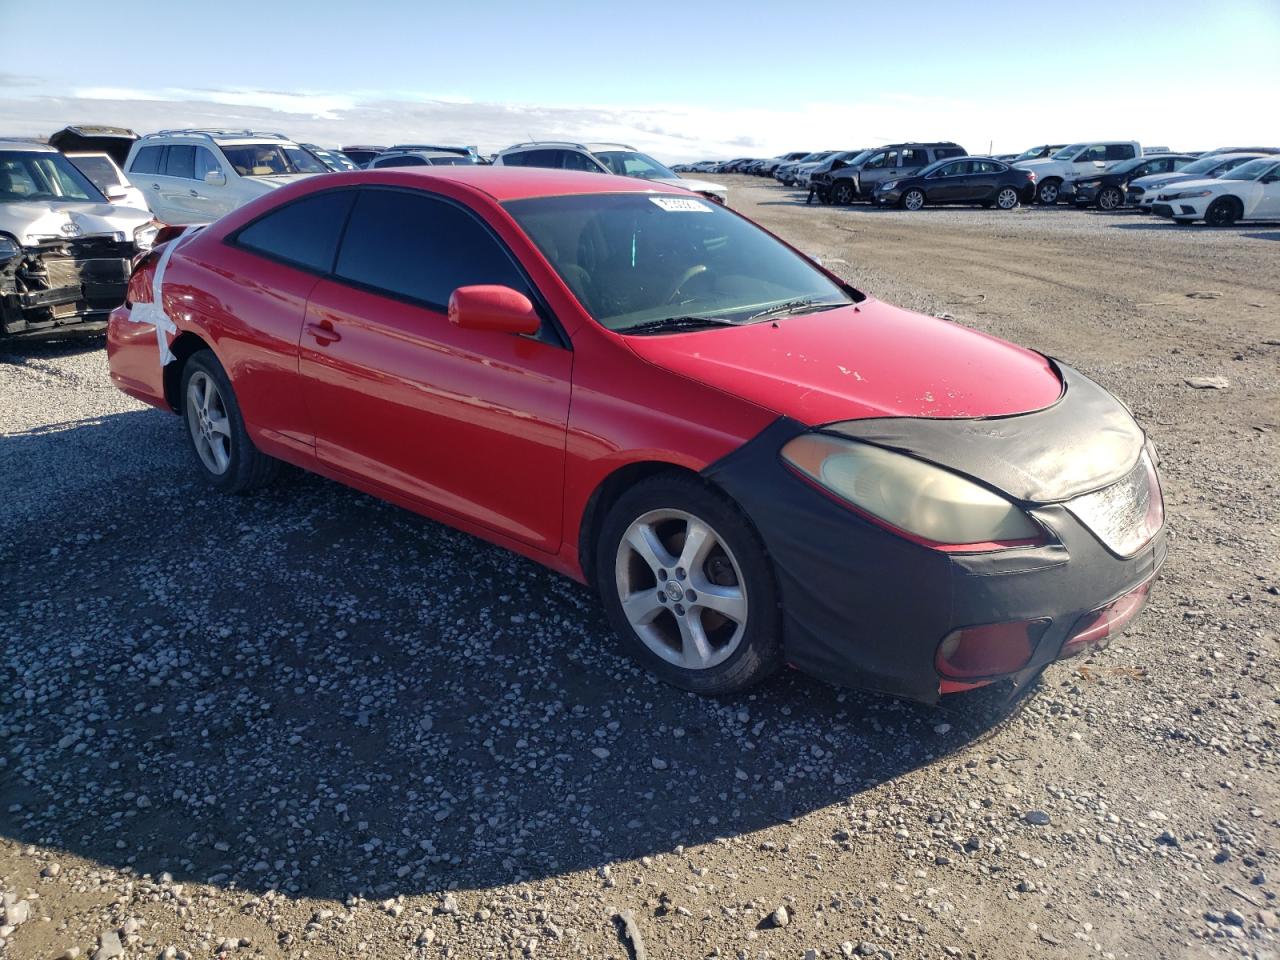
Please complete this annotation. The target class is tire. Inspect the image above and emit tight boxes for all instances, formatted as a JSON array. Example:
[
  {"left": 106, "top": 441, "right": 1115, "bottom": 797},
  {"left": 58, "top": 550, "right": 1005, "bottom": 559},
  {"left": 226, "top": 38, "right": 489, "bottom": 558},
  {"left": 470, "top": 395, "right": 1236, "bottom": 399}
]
[
  {"left": 597, "top": 474, "right": 782, "bottom": 695},
  {"left": 901, "top": 188, "right": 926, "bottom": 211},
  {"left": 180, "top": 350, "right": 280, "bottom": 494},
  {"left": 995, "top": 186, "right": 1020, "bottom": 210},
  {"left": 1205, "top": 196, "right": 1240, "bottom": 227},
  {"left": 1037, "top": 179, "right": 1061, "bottom": 204},
  {"left": 831, "top": 181, "right": 857, "bottom": 205},
  {"left": 1096, "top": 186, "right": 1124, "bottom": 211}
]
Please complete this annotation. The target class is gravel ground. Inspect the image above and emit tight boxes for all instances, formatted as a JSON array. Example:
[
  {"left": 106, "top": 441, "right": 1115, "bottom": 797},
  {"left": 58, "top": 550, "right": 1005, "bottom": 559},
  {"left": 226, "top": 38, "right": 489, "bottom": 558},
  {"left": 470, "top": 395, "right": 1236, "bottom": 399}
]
[{"left": 1, "top": 176, "right": 1277, "bottom": 960}]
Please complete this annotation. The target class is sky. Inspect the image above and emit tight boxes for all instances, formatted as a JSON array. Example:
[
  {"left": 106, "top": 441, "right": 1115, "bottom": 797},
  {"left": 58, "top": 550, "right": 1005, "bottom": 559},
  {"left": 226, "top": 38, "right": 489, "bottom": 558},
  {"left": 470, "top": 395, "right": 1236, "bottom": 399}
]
[{"left": 2, "top": 0, "right": 1279, "bottom": 161}]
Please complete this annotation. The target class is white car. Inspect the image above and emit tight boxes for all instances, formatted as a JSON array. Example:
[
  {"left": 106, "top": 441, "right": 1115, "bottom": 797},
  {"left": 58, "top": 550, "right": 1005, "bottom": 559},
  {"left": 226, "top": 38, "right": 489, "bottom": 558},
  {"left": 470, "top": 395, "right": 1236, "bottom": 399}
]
[
  {"left": 63, "top": 151, "right": 148, "bottom": 211},
  {"left": 124, "top": 129, "right": 327, "bottom": 225},
  {"left": 1015, "top": 141, "right": 1142, "bottom": 204},
  {"left": 1128, "top": 152, "right": 1268, "bottom": 210},
  {"left": 495, "top": 142, "right": 728, "bottom": 203},
  {"left": 1, "top": 140, "right": 156, "bottom": 339},
  {"left": 1151, "top": 157, "right": 1280, "bottom": 226}
]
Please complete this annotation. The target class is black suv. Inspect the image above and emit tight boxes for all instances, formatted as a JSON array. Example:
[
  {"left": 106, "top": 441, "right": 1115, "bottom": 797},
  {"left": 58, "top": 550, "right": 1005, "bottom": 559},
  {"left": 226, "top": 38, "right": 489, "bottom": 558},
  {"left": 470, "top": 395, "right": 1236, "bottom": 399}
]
[{"left": 821, "top": 142, "right": 967, "bottom": 204}]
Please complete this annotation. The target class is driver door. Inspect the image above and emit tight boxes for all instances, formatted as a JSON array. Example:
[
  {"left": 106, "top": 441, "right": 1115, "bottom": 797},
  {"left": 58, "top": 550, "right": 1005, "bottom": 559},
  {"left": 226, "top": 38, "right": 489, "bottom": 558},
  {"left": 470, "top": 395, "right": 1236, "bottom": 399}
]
[{"left": 298, "top": 186, "right": 573, "bottom": 552}]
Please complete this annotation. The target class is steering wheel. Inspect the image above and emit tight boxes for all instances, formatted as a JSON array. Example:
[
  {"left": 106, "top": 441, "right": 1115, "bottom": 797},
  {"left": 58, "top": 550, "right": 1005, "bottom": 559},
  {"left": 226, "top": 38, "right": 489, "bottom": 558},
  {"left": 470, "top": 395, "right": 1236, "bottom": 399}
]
[{"left": 664, "top": 264, "right": 708, "bottom": 304}]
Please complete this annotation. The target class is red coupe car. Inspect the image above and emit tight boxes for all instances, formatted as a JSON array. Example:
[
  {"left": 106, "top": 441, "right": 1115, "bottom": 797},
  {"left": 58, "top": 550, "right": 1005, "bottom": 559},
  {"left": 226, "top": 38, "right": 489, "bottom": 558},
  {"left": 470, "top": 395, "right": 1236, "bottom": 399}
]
[{"left": 107, "top": 167, "right": 1165, "bottom": 702}]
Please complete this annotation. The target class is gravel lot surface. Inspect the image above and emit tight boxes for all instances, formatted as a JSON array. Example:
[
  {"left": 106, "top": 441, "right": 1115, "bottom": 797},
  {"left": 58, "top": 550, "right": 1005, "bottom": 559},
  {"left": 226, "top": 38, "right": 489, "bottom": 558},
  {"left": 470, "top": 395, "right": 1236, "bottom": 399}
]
[{"left": 2, "top": 175, "right": 1278, "bottom": 960}]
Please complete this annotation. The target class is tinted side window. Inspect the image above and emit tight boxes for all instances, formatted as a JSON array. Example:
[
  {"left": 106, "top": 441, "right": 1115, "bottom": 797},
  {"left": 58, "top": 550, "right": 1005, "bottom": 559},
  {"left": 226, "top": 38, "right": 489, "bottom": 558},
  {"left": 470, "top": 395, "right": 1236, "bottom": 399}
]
[
  {"left": 515, "top": 150, "right": 560, "bottom": 169},
  {"left": 164, "top": 145, "right": 196, "bottom": 179},
  {"left": 130, "top": 146, "right": 163, "bottom": 175},
  {"left": 935, "top": 147, "right": 966, "bottom": 159},
  {"left": 233, "top": 189, "right": 356, "bottom": 273},
  {"left": 899, "top": 149, "right": 927, "bottom": 166},
  {"left": 863, "top": 151, "right": 887, "bottom": 169},
  {"left": 334, "top": 189, "right": 530, "bottom": 311},
  {"left": 500, "top": 151, "right": 527, "bottom": 167},
  {"left": 561, "top": 151, "right": 600, "bottom": 172},
  {"left": 1106, "top": 144, "right": 1137, "bottom": 161}
]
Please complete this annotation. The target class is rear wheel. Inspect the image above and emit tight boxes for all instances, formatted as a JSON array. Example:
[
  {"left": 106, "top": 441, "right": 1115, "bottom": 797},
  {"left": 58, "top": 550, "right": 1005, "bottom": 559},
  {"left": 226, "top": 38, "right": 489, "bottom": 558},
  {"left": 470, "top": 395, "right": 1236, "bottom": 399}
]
[
  {"left": 598, "top": 475, "right": 782, "bottom": 695},
  {"left": 1037, "top": 179, "right": 1061, "bottom": 204},
  {"left": 995, "top": 186, "right": 1020, "bottom": 210},
  {"left": 1096, "top": 186, "right": 1124, "bottom": 211},
  {"left": 831, "top": 181, "right": 857, "bottom": 205},
  {"left": 1205, "top": 196, "right": 1240, "bottom": 227},
  {"left": 181, "top": 350, "right": 280, "bottom": 493},
  {"left": 902, "top": 188, "right": 926, "bottom": 211}
]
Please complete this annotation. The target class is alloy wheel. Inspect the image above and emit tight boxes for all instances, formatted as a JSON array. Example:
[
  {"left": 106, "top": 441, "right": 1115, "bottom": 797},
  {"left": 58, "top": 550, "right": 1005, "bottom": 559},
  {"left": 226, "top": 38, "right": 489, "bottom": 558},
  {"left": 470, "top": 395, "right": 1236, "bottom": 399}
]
[
  {"left": 1098, "top": 187, "right": 1123, "bottom": 210},
  {"left": 186, "top": 370, "right": 232, "bottom": 475},
  {"left": 1039, "top": 182, "right": 1059, "bottom": 204},
  {"left": 833, "top": 183, "right": 854, "bottom": 205},
  {"left": 996, "top": 187, "right": 1019, "bottom": 210},
  {"left": 614, "top": 509, "right": 748, "bottom": 671},
  {"left": 903, "top": 190, "right": 925, "bottom": 211}
]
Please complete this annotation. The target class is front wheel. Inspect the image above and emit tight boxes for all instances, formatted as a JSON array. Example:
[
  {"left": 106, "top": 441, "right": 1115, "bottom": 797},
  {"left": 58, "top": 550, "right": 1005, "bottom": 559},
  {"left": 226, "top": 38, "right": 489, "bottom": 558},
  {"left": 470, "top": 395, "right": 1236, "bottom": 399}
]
[
  {"left": 1037, "top": 179, "right": 1061, "bottom": 204},
  {"left": 1096, "top": 186, "right": 1124, "bottom": 211},
  {"left": 1205, "top": 196, "right": 1240, "bottom": 227},
  {"left": 831, "top": 181, "right": 856, "bottom": 205},
  {"left": 181, "top": 350, "right": 280, "bottom": 493},
  {"left": 995, "top": 186, "right": 1020, "bottom": 210},
  {"left": 901, "top": 188, "right": 926, "bottom": 211},
  {"left": 598, "top": 475, "right": 782, "bottom": 695}
]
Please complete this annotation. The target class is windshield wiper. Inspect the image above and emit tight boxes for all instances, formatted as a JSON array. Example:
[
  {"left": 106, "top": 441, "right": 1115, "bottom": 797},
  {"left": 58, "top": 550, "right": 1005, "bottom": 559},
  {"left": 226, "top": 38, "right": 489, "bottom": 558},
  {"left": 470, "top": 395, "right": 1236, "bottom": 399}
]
[
  {"left": 621, "top": 315, "right": 741, "bottom": 336},
  {"left": 745, "top": 298, "right": 845, "bottom": 323}
]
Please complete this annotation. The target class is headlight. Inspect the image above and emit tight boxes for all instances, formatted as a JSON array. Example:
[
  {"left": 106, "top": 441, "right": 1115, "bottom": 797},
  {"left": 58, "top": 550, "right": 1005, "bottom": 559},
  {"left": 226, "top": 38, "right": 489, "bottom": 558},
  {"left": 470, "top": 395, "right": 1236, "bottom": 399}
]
[
  {"left": 880, "top": 180, "right": 898, "bottom": 190},
  {"left": 133, "top": 221, "right": 160, "bottom": 251},
  {"left": 0, "top": 234, "right": 21, "bottom": 260},
  {"left": 781, "top": 434, "right": 1042, "bottom": 547},
  {"left": 1171, "top": 190, "right": 1212, "bottom": 199}
]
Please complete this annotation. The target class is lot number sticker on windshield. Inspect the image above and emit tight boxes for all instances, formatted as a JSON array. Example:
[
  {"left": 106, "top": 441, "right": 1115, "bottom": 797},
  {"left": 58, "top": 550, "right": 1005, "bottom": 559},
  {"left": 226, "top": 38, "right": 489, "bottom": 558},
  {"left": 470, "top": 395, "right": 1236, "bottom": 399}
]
[{"left": 649, "top": 197, "right": 713, "bottom": 213}]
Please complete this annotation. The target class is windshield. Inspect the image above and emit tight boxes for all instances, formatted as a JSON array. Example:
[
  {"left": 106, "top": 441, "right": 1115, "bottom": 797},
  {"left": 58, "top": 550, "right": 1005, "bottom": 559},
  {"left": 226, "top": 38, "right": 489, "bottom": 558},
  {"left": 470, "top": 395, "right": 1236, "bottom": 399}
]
[
  {"left": 1109, "top": 156, "right": 1148, "bottom": 175},
  {"left": 0, "top": 150, "right": 106, "bottom": 203},
  {"left": 1173, "top": 155, "right": 1227, "bottom": 176},
  {"left": 66, "top": 154, "right": 123, "bottom": 190},
  {"left": 221, "top": 143, "right": 327, "bottom": 176},
  {"left": 595, "top": 151, "right": 677, "bottom": 179},
  {"left": 1220, "top": 158, "right": 1277, "bottom": 181},
  {"left": 1052, "top": 143, "right": 1086, "bottom": 160},
  {"left": 505, "top": 193, "right": 852, "bottom": 333},
  {"left": 304, "top": 146, "right": 358, "bottom": 171},
  {"left": 1013, "top": 146, "right": 1048, "bottom": 162},
  {"left": 428, "top": 155, "right": 477, "bottom": 166}
]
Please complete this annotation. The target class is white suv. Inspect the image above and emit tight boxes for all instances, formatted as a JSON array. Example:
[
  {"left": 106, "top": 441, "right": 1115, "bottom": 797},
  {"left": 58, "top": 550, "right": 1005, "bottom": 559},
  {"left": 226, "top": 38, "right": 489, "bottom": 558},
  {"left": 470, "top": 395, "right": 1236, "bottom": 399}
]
[
  {"left": 494, "top": 141, "right": 728, "bottom": 203},
  {"left": 1015, "top": 141, "right": 1142, "bottom": 204},
  {"left": 123, "top": 129, "right": 327, "bottom": 224}
]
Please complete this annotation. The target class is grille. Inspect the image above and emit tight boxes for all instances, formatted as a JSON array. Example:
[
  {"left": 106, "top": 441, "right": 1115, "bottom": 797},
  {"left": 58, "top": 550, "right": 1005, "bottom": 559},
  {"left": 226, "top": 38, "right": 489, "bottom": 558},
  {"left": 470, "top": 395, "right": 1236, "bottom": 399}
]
[{"left": 1065, "top": 451, "right": 1161, "bottom": 557}]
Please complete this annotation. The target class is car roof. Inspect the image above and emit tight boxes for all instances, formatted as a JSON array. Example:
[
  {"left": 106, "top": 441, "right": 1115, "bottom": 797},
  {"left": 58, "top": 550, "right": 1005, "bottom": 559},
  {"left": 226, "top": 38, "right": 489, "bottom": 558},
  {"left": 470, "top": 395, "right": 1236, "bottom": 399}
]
[
  {"left": 348, "top": 166, "right": 689, "bottom": 201},
  {"left": 0, "top": 138, "right": 57, "bottom": 152}
]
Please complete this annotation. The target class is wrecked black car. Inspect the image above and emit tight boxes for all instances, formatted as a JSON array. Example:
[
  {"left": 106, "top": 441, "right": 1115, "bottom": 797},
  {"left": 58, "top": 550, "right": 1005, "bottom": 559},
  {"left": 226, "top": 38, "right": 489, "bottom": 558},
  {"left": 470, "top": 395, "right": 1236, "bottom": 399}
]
[{"left": 1, "top": 140, "right": 156, "bottom": 340}]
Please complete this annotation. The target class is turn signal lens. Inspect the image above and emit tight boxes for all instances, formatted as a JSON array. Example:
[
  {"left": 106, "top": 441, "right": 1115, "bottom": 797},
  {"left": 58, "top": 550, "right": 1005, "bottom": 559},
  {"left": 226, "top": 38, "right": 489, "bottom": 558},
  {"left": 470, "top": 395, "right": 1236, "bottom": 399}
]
[
  {"left": 935, "top": 619, "right": 1050, "bottom": 680},
  {"left": 781, "top": 434, "right": 1042, "bottom": 549}
]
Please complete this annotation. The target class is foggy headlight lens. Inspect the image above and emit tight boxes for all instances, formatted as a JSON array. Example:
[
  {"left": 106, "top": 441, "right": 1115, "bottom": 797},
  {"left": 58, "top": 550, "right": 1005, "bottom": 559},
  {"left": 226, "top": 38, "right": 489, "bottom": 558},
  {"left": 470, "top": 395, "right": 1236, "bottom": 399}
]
[{"left": 781, "top": 434, "right": 1041, "bottom": 546}]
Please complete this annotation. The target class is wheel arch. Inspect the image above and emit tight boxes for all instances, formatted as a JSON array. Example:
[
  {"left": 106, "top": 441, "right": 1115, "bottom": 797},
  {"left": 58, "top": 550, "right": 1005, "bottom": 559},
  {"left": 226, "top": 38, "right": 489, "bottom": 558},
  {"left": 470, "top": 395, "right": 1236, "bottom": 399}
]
[
  {"left": 163, "top": 331, "right": 213, "bottom": 411},
  {"left": 577, "top": 459, "right": 750, "bottom": 590}
]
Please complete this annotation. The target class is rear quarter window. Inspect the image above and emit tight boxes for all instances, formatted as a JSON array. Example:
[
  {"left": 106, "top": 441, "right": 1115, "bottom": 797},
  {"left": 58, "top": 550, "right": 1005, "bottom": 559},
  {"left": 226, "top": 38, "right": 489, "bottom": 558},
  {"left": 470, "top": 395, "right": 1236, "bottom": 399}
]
[{"left": 231, "top": 189, "right": 356, "bottom": 273}]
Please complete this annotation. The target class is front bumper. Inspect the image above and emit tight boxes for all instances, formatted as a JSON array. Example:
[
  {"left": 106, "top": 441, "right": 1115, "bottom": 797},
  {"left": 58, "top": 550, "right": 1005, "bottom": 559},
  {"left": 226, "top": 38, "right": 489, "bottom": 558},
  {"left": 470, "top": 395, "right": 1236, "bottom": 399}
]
[
  {"left": 875, "top": 187, "right": 903, "bottom": 205},
  {"left": 704, "top": 363, "right": 1166, "bottom": 704},
  {"left": 1153, "top": 199, "right": 1205, "bottom": 219}
]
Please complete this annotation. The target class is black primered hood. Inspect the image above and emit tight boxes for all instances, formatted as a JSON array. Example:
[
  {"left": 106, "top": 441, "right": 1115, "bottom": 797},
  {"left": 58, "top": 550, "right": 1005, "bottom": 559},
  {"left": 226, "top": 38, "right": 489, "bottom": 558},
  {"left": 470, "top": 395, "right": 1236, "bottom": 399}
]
[{"left": 822, "top": 362, "right": 1145, "bottom": 503}]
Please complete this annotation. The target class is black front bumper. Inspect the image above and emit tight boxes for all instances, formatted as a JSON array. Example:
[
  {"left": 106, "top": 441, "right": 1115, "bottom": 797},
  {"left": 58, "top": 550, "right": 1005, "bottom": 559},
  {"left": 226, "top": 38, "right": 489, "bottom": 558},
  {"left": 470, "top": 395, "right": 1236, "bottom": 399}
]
[{"left": 704, "top": 363, "right": 1166, "bottom": 704}]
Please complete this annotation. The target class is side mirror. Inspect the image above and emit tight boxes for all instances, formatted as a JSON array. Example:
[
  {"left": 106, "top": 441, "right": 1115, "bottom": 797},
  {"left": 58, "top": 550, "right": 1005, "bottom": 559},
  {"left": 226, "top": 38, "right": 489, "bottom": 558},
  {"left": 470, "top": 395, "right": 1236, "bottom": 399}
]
[
  {"left": 448, "top": 285, "right": 541, "bottom": 335},
  {"left": 104, "top": 184, "right": 128, "bottom": 201},
  {"left": 204, "top": 169, "right": 227, "bottom": 186}
]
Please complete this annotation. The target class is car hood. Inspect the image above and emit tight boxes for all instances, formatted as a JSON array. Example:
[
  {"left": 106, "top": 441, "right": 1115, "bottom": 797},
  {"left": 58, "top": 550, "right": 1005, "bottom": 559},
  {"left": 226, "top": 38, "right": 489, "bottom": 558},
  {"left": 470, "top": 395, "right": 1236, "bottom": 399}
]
[
  {"left": 0, "top": 200, "right": 152, "bottom": 245},
  {"left": 650, "top": 176, "right": 727, "bottom": 196},
  {"left": 624, "top": 298, "right": 1063, "bottom": 425},
  {"left": 1157, "top": 176, "right": 1232, "bottom": 193},
  {"left": 1014, "top": 158, "right": 1060, "bottom": 170}
]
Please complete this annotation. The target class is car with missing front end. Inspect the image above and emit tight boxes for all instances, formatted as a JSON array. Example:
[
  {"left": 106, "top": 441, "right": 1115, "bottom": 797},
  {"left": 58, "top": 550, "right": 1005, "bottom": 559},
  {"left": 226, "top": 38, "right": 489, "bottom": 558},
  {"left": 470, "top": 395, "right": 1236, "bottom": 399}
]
[
  {"left": 107, "top": 166, "right": 1164, "bottom": 704},
  {"left": 1, "top": 140, "right": 156, "bottom": 340}
]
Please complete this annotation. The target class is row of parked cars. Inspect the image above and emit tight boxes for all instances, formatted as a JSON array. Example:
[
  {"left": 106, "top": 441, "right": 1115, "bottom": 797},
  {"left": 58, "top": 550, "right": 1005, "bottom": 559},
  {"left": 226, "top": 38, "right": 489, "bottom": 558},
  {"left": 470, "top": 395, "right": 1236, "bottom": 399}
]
[
  {"left": 0, "top": 124, "right": 730, "bottom": 340},
  {"left": 680, "top": 142, "right": 1280, "bottom": 225}
]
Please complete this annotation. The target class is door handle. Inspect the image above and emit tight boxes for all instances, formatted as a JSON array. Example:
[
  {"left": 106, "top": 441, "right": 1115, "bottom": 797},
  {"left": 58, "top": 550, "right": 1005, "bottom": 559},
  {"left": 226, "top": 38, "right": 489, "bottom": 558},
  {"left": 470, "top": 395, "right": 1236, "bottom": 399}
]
[
  {"left": 305, "top": 320, "right": 341, "bottom": 345},
  {"left": 189, "top": 189, "right": 199, "bottom": 197}
]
